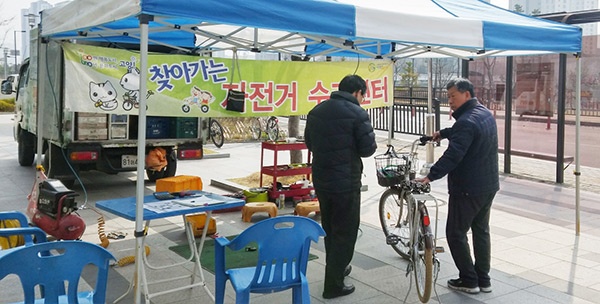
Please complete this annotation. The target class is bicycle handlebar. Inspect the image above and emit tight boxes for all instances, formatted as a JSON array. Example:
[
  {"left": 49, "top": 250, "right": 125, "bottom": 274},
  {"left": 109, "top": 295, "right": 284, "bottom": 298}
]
[
  {"left": 385, "top": 135, "right": 434, "bottom": 157},
  {"left": 409, "top": 180, "right": 431, "bottom": 193},
  {"left": 419, "top": 136, "right": 433, "bottom": 146}
]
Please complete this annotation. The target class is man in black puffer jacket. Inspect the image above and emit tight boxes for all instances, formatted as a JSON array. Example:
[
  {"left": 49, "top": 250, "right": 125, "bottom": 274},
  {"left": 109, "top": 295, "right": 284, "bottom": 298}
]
[{"left": 304, "top": 74, "right": 377, "bottom": 299}]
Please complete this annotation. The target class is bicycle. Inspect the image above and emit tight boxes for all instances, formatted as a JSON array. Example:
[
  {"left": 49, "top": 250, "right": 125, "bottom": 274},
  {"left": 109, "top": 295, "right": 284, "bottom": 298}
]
[
  {"left": 208, "top": 118, "right": 224, "bottom": 148},
  {"left": 375, "top": 136, "right": 441, "bottom": 303},
  {"left": 250, "top": 116, "right": 279, "bottom": 142}
]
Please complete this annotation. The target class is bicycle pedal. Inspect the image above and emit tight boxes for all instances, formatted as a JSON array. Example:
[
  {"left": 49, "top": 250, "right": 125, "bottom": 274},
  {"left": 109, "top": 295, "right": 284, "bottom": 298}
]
[
  {"left": 435, "top": 246, "right": 445, "bottom": 253},
  {"left": 386, "top": 235, "right": 400, "bottom": 245}
]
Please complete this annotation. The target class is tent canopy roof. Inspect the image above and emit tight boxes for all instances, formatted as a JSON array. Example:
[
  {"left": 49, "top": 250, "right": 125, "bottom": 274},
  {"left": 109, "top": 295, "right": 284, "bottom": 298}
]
[{"left": 41, "top": 0, "right": 582, "bottom": 59}]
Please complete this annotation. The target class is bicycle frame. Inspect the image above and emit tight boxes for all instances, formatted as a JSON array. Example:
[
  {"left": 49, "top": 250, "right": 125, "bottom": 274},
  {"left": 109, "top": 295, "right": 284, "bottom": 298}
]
[
  {"left": 406, "top": 193, "right": 439, "bottom": 254},
  {"left": 376, "top": 137, "right": 441, "bottom": 303}
]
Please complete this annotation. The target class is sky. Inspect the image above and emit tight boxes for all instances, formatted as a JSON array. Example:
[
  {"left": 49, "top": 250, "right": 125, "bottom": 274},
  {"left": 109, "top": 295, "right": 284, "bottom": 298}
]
[{"left": 491, "top": 0, "right": 509, "bottom": 9}]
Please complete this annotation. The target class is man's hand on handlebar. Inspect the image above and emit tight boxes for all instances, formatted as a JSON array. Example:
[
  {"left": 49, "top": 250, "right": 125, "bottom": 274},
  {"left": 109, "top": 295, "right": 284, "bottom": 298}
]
[
  {"left": 410, "top": 177, "right": 432, "bottom": 193},
  {"left": 414, "top": 176, "right": 431, "bottom": 185},
  {"left": 419, "top": 132, "right": 441, "bottom": 146},
  {"left": 432, "top": 131, "right": 442, "bottom": 142}
]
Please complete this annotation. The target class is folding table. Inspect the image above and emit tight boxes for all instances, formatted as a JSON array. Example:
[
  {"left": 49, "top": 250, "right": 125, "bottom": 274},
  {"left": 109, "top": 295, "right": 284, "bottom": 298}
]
[{"left": 96, "top": 191, "right": 244, "bottom": 303}]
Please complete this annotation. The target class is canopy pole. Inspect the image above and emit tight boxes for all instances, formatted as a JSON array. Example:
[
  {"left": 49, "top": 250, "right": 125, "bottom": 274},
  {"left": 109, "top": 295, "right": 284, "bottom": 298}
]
[
  {"left": 387, "top": 60, "right": 396, "bottom": 146},
  {"left": 421, "top": 58, "right": 434, "bottom": 175},
  {"left": 575, "top": 54, "right": 581, "bottom": 236},
  {"left": 134, "top": 14, "right": 152, "bottom": 304},
  {"left": 35, "top": 28, "right": 45, "bottom": 168}
]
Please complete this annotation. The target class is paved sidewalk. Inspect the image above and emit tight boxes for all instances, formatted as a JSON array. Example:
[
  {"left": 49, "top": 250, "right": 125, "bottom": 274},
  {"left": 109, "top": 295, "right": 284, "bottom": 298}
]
[{"left": 84, "top": 139, "right": 600, "bottom": 303}]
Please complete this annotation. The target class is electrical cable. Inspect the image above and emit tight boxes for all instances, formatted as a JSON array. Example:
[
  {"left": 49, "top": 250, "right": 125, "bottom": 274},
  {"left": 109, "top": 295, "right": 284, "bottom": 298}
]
[
  {"left": 114, "top": 245, "right": 151, "bottom": 267},
  {"left": 353, "top": 46, "right": 360, "bottom": 75}
]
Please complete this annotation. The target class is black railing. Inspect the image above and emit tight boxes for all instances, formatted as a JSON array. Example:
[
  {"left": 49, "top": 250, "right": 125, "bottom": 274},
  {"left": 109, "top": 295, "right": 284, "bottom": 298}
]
[
  {"left": 302, "top": 87, "right": 443, "bottom": 137},
  {"left": 368, "top": 101, "right": 440, "bottom": 137}
]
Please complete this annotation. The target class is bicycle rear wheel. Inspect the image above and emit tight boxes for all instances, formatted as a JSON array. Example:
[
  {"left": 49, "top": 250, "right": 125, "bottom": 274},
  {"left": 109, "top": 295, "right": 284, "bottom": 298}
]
[
  {"left": 414, "top": 215, "right": 434, "bottom": 303},
  {"left": 266, "top": 116, "right": 279, "bottom": 141},
  {"left": 250, "top": 118, "right": 262, "bottom": 140},
  {"left": 210, "top": 119, "right": 225, "bottom": 148},
  {"left": 378, "top": 188, "right": 410, "bottom": 259}
]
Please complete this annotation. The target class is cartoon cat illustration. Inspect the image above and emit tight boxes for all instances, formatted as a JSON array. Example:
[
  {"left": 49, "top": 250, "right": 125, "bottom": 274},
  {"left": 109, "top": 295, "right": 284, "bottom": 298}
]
[
  {"left": 89, "top": 81, "right": 118, "bottom": 111},
  {"left": 120, "top": 67, "right": 140, "bottom": 111}
]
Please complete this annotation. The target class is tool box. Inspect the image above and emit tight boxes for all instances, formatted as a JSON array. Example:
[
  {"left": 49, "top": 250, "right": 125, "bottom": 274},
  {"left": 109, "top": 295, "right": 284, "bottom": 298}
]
[
  {"left": 186, "top": 213, "right": 217, "bottom": 237},
  {"left": 156, "top": 175, "right": 203, "bottom": 193}
]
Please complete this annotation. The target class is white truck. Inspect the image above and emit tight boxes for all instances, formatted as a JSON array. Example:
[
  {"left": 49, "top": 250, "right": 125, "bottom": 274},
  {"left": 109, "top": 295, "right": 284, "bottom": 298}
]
[{"left": 1, "top": 31, "right": 208, "bottom": 187}]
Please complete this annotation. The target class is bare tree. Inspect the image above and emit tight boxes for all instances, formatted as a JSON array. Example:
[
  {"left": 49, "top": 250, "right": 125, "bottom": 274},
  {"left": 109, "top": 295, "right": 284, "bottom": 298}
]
[
  {"left": 482, "top": 57, "right": 497, "bottom": 105},
  {"left": 432, "top": 58, "right": 458, "bottom": 96}
]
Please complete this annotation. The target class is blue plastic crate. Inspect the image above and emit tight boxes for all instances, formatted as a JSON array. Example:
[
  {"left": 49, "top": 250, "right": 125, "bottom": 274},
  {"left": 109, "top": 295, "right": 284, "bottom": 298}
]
[{"left": 146, "top": 117, "right": 171, "bottom": 138}]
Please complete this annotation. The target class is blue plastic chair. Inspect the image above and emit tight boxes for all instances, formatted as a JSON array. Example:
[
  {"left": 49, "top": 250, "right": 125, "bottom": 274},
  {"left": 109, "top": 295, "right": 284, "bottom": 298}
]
[
  {"left": 0, "top": 240, "right": 116, "bottom": 304},
  {"left": 214, "top": 216, "right": 325, "bottom": 304}
]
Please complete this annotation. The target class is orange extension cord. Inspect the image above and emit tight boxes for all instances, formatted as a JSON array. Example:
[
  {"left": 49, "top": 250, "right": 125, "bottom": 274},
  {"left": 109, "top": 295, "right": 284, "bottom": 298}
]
[{"left": 92, "top": 209, "right": 150, "bottom": 267}]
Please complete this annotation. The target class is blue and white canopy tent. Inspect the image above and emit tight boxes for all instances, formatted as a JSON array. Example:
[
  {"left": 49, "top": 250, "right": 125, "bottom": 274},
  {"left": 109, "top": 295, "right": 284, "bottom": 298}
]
[
  {"left": 42, "top": 0, "right": 581, "bottom": 58},
  {"left": 38, "top": 0, "right": 582, "bottom": 302}
]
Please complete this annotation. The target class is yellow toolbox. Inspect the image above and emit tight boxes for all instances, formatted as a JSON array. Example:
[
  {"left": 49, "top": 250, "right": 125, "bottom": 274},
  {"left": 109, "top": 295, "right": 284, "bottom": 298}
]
[
  {"left": 186, "top": 213, "right": 217, "bottom": 237},
  {"left": 156, "top": 175, "right": 203, "bottom": 193}
]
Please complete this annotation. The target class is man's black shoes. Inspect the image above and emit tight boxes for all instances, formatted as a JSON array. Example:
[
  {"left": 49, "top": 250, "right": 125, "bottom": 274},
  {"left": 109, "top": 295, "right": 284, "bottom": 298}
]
[
  {"left": 447, "top": 278, "right": 480, "bottom": 294},
  {"left": 344, "top": 265, "right": 352, "bottom": 277},
  {"left": 322, "top": 266, "right": 354, "bottom": 299},
  {"left": 322, "top": 284, "right": 355, "bottom": 299}
]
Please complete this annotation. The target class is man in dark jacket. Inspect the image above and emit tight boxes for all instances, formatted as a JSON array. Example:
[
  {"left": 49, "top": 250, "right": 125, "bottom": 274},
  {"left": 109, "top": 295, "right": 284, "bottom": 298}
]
[
  {"left": 304, "top": 74, "right": 377, "bottom": 299},
  {"left": 417, "top": 78, "right": 499, "bottom": 294}
]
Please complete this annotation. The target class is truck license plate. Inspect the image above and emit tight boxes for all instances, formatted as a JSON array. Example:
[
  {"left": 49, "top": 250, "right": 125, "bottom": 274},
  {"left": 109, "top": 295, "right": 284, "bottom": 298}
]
[{"left": 121, "top": 155, "right": 138, "bottom": 168}]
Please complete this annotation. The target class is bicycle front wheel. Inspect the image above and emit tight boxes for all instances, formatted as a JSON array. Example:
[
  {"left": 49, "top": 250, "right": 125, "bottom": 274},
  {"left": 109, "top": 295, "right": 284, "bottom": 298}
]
[
  {"left": 378, "top": 188, "right": 411, "bottom": 259},
  {"left": 250, "top": 118, "right": 262, "bottom": 140},
  {"left": 210, "top": 119, "right": 225, "bottom": 148},
  {"left": 266, "top": 116, "right": 279, "bottom": 141},
  {"left": 414, "top": 217, "right": 434, "bottom": 303}
]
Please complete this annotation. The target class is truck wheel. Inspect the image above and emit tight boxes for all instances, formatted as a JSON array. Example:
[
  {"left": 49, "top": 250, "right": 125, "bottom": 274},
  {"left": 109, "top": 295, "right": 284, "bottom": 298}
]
[
  {"left": 146, "top": 168, "right": 165, "bottom": 182},
  {"left": 164, "top": 149, "right": 177, "bottom": 178},
  {"left": 17, "top": 128, "right": 35, "bottom": 166},
  {"left": 145, "top": 149, "right": 177, "bottom": 182}
]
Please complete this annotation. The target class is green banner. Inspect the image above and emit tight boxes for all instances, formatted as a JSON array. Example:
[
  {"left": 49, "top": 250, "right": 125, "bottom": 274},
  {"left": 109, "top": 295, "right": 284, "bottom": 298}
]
[{"left": 63, "top": 43, "right": 393, "bottom": 117}]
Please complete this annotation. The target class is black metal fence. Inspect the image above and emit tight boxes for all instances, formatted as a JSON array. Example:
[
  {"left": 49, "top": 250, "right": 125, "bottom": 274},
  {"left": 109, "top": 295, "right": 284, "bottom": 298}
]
[
  {"left": 367, "top": 102, "right": 440, "bottom": 137},
  {"left": 366, "top": 87, "right": 442, "bottom": 137},
  {"left": 301, "top": 87, "right": 443, "bottom": 137}
]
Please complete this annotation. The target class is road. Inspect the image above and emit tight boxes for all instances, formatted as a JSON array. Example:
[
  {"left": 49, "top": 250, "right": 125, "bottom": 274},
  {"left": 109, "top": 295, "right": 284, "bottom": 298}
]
[{"left": 495, "top": 116, "right": 600, "bottom": 168}]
